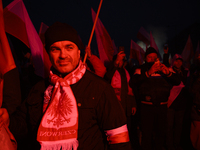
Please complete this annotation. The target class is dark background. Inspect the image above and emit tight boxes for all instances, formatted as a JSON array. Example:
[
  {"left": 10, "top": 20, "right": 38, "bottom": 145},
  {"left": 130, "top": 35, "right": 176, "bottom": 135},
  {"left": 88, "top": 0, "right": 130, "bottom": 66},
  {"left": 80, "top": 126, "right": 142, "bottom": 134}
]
[{"left": 2, "top": 0, "right": 200, "bottom": 58}]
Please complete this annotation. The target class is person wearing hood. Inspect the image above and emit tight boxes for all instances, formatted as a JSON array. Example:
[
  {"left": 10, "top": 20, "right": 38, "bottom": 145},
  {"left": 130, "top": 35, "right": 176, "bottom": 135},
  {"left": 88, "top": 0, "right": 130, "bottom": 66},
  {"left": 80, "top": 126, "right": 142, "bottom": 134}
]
[{"left": 129, "top": 47, "right": 181, "bottom": 150}]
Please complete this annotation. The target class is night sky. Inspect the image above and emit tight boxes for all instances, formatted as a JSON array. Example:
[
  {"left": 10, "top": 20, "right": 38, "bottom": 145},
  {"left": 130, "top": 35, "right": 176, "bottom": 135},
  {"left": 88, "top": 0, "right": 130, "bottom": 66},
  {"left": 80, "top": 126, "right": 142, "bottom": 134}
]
[{"left": 2, "top": 0, "right": 200, "bottom": 57}]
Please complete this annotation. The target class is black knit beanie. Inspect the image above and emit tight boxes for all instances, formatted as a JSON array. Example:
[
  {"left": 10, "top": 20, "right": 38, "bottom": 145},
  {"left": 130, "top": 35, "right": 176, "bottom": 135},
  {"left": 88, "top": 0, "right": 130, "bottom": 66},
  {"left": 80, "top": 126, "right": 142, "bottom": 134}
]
[
  {"left": 44, "top": 22, "right": 84, "bottom": 52},
  {"left": 145, "top": 47, "right": 158, "bottom": 58}
]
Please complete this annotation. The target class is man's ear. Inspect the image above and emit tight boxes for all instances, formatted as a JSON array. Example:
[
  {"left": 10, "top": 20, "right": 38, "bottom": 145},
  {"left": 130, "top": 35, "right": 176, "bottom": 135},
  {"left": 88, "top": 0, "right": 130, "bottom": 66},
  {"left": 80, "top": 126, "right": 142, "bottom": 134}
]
[{"left": 78, "top": 49, "right": 81, "bottom": 56}]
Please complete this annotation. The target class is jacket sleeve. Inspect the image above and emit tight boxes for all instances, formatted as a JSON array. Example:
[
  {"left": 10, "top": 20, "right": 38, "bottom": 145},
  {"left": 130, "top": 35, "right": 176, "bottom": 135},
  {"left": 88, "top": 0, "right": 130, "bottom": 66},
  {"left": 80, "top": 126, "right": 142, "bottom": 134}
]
[
  {"left": 2, "top": 68, "right": 21, "bottom": 115},
  {"left": 104, "top": 62, "right": 118, "bottom": 83},
  {"left": 9, "top": 80, "right": 45, "bottom": 140},
  {"left": 87, "top": 55, "right": 107, "bottom": 78},
  {"left": 164, "top": 72, "right": 181, "bottom": 86},
  {"left": 129, "top": 67, "right": 150, "bottom": 106},
  {"left": 125, "top": 69, "right": 137, "bottom": 109},
  {"left": 9, "top": 97, "right": 28, "bottom": 140},
  {"left": 129, "top": 68, "right": 149, "bottom": 90},
  {"left": 96, "top": 84, "right": 132, "bottom": 150}
]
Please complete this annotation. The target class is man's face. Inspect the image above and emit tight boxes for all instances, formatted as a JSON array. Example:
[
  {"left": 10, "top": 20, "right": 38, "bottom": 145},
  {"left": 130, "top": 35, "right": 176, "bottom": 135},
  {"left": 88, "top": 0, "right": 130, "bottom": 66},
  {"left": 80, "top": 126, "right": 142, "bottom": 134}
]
[
  {"left": 49, "top": 41, "right": 80, "bottom": 74},
  {"left": 173, "top": 59, "right": 183, "bottom": 69},
  {"left": 145, "top": 53, "right": 158, "bottom": 63}
]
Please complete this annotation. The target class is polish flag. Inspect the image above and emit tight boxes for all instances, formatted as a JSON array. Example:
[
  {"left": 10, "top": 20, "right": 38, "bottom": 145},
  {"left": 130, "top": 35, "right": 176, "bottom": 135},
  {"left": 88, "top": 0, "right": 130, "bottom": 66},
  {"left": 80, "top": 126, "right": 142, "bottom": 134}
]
[
  {"left": 38, "top": 22, "right": 51, "bottom": 78},
  {"left": 91, "top": 8, "right": 114, "bottom": 67},
  {"left": 181, "top": 35, "right": 194, "bottom": 67},
  {"left": 130, "top": 40, "right": 145, "bottom": 65},
  {"left": 137, "top": 27, "right": 150, "bottom": 47},
  {"left": 0, "top": 0, "right": 16, "bottom": 104},
  {"left": 4, "top": 0, "right": 44, "bottom": 77},
  {"left": 0, "top": 1, "right": 17, "bottom": 149},
  {"left": 112, "top": 39, "right": 118, "bottom": 55},
  {"left": 150, "top": 31, "right": 162, "bottom": 60},
  {"left": 39, "top": 22, "right": 49, "bottom": 44},
  {"left": 0, "top": 26, "right": 16, "bottom": 76},
  {"left": 0, "top": 0, "right": 16, "bottom": 77}
]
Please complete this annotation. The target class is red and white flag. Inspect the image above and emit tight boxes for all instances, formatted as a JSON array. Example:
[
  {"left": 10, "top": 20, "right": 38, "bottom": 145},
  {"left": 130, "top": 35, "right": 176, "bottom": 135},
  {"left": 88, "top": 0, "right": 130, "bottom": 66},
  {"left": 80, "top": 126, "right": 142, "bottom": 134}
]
[
  {"left": 0, "top": 0, "right": 16, "bottom": 102},
  {"left": 137, "top": 27, "right": 150, "bottom": 47},
  {"left": 112, "top": 39, "right": 118, "bottom": 55},
  {"left": 91, "top": 8, "right": 114, "bottom": 66},
  {"left": 130, "top": 40, "right": 145, "bottom": 65},
  {"left": 39, "top": 22, "right": 49, "bottom": 45},
  {"left": 0, "top": 27, "right": 16, "bottom": 77},
  {"left": 150, "top": 31, "right": 162, "bottom": 60},
  {"left": 181, "top": 35, "right": 194, "bottom": 65},
  {"left": 4, "top": 0, "right": 44, "bottom": 77},
  {"left": 0, "top": 1, "right": 17, "bottom": 149},
  {"left": 38, "top": 22, "right": 52, "bottom": 78}
]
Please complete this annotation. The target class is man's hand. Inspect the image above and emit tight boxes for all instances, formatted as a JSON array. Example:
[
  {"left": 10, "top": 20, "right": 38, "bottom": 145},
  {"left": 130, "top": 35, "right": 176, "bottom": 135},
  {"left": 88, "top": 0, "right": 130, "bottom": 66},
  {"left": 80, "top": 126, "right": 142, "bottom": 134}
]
[
  {"left": 132, "top": 107, "right": 136, "bottom": 115},
  {"left": 85, "top": 46, "right": 92, "bottom": 58},
  {"left": 0, "top": 108, "right": 10, "bottom": 129},
  {"left": 147, "top": 62, "right": 161, "bottom": 76},
  {"left": 160, "top": 64, "right": 170, "bottom": 75},
  {"left": 114, "top": 51, "right": 125, "bottom": 66}
]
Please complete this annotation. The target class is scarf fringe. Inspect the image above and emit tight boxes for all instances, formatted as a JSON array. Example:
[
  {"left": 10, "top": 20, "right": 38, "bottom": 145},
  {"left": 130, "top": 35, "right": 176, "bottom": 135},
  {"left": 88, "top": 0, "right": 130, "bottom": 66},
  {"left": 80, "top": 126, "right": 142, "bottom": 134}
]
[{"left": 40, "top": 139, "right": 79, "bottom": 150}]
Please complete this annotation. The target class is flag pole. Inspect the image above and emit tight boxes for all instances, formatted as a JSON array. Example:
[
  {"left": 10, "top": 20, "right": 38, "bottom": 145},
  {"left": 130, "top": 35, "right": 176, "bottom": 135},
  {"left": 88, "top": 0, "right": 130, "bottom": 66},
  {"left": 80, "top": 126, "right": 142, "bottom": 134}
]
[{"left": 83, "top": 0, "right": 103, "bottom": 64}]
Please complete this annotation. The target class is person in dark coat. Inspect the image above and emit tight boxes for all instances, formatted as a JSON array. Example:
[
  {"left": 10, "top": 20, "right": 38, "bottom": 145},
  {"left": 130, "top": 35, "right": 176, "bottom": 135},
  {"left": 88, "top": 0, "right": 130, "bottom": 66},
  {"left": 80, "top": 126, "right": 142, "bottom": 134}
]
[
  {"left": 129, "top": 47, "right": 181, "bottom": 150},
  {"left": 104, "top": 47, "right": 137, "bottom": 149},
  {"left": 165, "top": 54, "right": 190, "bottom": 150},
  {"left": 190, "top": 54, "right": 200, "bottom": 150},
  {"left": 0, "top": 22, "right": 131, "bottom": 150}
]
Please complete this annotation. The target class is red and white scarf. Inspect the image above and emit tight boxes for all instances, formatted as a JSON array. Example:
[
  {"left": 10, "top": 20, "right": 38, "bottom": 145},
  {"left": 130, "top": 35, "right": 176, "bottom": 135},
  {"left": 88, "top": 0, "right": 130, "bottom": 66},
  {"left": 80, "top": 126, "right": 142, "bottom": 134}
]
[{"left": 37, "top": 60, "right": 86, "bottom": 150}]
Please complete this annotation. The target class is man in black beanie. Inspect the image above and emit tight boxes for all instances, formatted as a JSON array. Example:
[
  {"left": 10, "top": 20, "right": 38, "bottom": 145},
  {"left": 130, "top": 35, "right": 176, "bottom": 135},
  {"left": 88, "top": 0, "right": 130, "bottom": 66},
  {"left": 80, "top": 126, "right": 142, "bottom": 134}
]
[
  {"left": 129, "top": 47, "right": 181, "bottom": 150},
  {"left": 0, "top": 22, "right": 132, "bottom": 150}
]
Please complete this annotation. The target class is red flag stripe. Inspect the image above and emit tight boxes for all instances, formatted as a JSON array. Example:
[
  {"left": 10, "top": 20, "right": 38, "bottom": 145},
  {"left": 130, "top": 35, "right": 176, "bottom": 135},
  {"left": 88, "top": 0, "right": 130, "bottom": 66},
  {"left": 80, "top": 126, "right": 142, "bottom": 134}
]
[
  {"left": 4, "top": 7, "right": 29, "bottom": 48},
  {"left": 150, "top": 32, "right": 162, "bottom": 60},
  {"left": 130, "top": 40, "right": 145, "bottom": 65},
  {"left": 3, "top": 0, "right": 44, "bottom": 77},
  {"left": 137, "top": 27, "right": 150, "bottom": 46},
  {"left": 91, "top": 8, "right": 114, "bottom": 66}
]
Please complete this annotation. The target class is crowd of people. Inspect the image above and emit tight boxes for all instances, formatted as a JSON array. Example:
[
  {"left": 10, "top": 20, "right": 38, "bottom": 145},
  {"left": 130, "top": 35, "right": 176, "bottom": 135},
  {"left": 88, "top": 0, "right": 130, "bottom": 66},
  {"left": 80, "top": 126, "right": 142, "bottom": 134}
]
[{"left": 0, "top": 20, "right": 200, "bottom": 150}]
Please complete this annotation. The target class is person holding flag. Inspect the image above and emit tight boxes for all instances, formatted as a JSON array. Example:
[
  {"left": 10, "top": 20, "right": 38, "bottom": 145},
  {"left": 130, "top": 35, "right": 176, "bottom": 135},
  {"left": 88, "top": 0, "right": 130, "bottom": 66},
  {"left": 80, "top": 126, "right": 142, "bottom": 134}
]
[
  {"left": 0, "top": 22, "right": 131, "bottom": 150},
  {"left": 104, "top": 46, "right": 137, "bottom": 148},
  {"left": 83, "top": 46, "right": 106, "bottom": 78}
]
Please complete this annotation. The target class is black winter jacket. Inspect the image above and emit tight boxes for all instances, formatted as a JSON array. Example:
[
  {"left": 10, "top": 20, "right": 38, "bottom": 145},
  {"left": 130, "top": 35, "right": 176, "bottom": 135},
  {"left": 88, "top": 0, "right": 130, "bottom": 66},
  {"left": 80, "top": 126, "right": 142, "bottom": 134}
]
[
  {"left": 129, "top": 63, "right": 181, "bottom": 106},
  {"left": 9, "top": 70, "right": 131, "bottom": 150}
]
